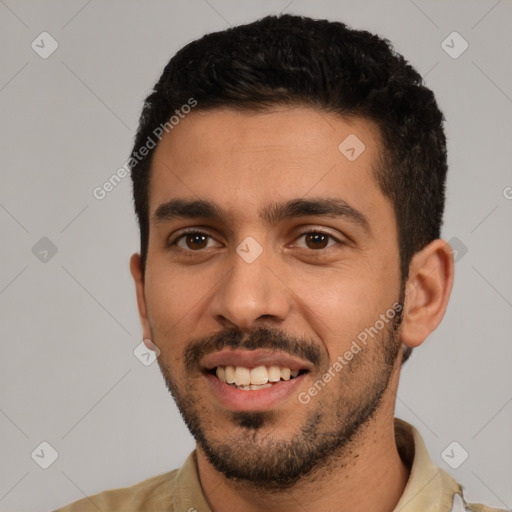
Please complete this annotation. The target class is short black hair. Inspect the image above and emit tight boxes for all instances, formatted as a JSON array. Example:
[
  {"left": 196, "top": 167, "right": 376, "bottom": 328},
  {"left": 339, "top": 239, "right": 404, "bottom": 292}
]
[
  {"left": 130, "top": 14, "right": 447, "bottom": 274},
  {"left": 129, "top": 14, "right": 447, "bottom": 363}
]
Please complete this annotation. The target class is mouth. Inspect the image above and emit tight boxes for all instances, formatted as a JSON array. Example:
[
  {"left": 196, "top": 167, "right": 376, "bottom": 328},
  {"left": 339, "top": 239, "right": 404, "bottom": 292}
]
[
  {"left": 209, "top": 365, "right": 309, "bottom": 391},
  {"left": 200, "top": 349, "right": 313, "bottom": 411}
]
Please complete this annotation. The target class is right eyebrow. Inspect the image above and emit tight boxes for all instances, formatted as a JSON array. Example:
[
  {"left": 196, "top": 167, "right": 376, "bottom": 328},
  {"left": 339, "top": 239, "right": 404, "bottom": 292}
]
[{"left": 154, "top": 199, "right": 225, "bottom": 223}]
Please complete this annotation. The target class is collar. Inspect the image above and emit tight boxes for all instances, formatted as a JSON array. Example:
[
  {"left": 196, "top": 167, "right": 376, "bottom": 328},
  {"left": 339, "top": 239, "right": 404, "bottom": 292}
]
[
  {"left": 393, "top": 418, "right": 463, "bottom": 511},
  {"left": 172, "top": 418, "right": 464, "bottom": 512}
]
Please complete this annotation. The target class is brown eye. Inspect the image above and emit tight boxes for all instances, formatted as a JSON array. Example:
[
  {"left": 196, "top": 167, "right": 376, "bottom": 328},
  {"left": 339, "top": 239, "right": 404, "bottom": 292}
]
[
  {"left": 175, "top": 233, "right": 212, "bottom": 250},
  {"left": 186, "top": 234, "right": 208, "bottom": 249},
  {"left": 304, "top": 232, "right": 330, "bottom": 249}
]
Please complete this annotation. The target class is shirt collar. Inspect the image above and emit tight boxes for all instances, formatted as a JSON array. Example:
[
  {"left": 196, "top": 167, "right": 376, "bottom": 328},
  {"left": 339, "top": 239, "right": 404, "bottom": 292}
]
[
  {"left": 393, "top": 418, "right": 463, "bottom": 512},
  {"left": 171, "top": 451, "right": 212, "bottom": 512},
  {"left": 172, "top": 418, "right": 463, "bottom": 512}
]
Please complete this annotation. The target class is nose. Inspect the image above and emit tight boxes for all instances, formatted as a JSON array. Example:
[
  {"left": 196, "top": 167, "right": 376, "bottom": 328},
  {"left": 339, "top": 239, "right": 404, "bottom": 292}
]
[{"left": 209, "top": 246, "right": 292, "bottom": 330}]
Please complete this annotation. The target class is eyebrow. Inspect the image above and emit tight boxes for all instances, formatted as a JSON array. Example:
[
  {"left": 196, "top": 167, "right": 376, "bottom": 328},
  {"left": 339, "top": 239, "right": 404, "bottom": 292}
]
[{"left": 154, "top": 197, "right": 371, "bottom": 235}]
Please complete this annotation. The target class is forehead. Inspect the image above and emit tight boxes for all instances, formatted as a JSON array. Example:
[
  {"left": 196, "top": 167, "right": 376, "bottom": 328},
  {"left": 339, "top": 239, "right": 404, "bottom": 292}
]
[{"left": 148, "top": 106, "right": 391, "bottom": 226}]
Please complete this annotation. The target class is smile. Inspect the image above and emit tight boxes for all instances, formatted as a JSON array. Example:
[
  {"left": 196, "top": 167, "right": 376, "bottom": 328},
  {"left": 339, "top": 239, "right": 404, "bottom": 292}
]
[
  {"left": 200, "top": 348, "right": 313, "bottom": 410},
  {"left": 213, "top": 365, "right": 306, "bottom": 390}
]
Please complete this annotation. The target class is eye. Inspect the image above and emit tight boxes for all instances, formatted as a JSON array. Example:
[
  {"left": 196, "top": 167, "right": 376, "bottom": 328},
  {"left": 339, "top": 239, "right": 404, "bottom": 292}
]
[
  {"left": 295, "top": 231, "right": 338, "bottom": 250},
  {"left": 173, "top": 232, "right": 219, "bottom": 251}
]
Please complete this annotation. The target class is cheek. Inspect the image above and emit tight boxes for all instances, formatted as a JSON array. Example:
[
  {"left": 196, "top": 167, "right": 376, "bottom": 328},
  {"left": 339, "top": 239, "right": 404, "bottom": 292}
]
[
  {"left": 146, "top": 257, "right": 204, "bottom": 315},
  {"left": 290, "top": 265, "right": 396, "bottom": 353},
  {"left": 144, "top": 267, "right": 193, "bottom": 348}
]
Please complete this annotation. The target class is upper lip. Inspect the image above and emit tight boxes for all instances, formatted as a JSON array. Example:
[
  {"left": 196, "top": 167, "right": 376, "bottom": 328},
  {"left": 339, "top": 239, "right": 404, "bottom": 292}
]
[{"left": 201, "top": 348, "right": 314, "bottom": 372}]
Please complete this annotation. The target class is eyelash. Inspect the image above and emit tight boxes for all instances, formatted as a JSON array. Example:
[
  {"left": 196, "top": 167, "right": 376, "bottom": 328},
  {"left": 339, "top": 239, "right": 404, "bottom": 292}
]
[
  {"left": 168, "top": 229, "right": 342, "bottom": 251},
  {"left": 294, "top": 229, "right": 341, "bottom": 250},
  {"left": 169, "top": 230, "right": 219, "bottom": 251}
]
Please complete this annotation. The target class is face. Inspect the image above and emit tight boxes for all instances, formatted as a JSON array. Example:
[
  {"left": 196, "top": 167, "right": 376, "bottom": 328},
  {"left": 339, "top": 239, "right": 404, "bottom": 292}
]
[{"left": 133, "top": 106, "right": 405, "bottom": 488}]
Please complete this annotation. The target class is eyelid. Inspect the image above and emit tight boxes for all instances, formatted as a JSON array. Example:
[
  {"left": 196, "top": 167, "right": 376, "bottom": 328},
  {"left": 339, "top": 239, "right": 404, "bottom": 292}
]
[
  {"left": 167, "top": 226, "right": 348, "bottom": 250},
  {"left": 290, "top": 227, "right": 346, "bottom": 247},
  {"left": 167, "top": 227, "right": 222, "bottom": 248}
]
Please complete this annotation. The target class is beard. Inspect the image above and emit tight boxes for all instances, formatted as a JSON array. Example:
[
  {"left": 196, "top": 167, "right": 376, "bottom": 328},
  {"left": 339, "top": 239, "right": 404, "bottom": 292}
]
[{"left": 157, "top": 298, "right": 404, "bottom": 490}]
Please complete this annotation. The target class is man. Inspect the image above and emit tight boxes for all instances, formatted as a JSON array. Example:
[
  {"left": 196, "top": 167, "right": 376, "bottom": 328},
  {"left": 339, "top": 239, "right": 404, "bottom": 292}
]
[{"left": 55, "top": 14, "right": 505, "bottom": 512}]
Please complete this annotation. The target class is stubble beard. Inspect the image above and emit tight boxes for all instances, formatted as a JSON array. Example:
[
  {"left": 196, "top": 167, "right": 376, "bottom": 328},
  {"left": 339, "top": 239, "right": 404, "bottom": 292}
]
[{"left": 157, "top": 305, "right": 403, "bottom": 490}]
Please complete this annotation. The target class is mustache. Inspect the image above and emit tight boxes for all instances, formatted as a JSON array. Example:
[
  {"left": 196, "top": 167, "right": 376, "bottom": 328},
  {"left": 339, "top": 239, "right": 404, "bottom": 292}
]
[{"left": 184, "top": 326, "right": 322, "bottom": 372}]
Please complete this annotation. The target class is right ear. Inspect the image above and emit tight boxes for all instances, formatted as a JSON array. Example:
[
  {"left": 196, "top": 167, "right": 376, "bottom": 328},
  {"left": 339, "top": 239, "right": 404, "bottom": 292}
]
[{"left": 130, "top": 253, "right": 152, "bottom": 341}]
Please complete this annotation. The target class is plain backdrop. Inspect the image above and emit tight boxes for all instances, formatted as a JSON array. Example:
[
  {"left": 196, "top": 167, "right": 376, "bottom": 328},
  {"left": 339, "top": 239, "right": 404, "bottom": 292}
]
[{"left": 1, "top": 1, "right": 511, "bottom": 510}]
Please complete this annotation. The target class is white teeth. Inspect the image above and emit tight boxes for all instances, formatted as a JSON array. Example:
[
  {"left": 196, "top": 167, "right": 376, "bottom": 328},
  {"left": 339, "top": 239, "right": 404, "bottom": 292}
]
[
  {"left": 268, "top": 365, "right": 281, "bottom": 382},
  {"left": 214, "top": 365, "right": 303, "bottom": 388},
  {"left": 250, "top": 366, "right": 268, "bottom": 385},
  {"left": 250, "top": 383, "right": 272, "bottom": 390},
  {"left": 225, "top": 365, "right": 236, "bottom": 384},
  {"left": 237, "top": 383, "right": 273, "bottom": 391},
  {"left": 234, "top": 366, "right": 251, "bottom": 386},
  {"left": 216, "top": 366, "right": 226, "bottom": 382}
]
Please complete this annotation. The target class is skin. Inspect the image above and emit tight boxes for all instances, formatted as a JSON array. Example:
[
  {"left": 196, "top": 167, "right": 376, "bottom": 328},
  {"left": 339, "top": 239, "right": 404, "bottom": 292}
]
[{"left": 130, "top": 106, "right": 454, "bottom": 512}]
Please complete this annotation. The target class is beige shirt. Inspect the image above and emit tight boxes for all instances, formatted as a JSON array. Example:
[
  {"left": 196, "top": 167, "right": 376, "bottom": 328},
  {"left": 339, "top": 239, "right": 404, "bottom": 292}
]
[{"left": 54, "top": 419, "right": 505, "bottom": 512}]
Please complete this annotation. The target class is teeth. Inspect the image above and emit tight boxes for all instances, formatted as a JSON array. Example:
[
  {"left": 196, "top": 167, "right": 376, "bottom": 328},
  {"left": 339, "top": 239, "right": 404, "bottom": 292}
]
[
  {"left": 225, "top": 365, "right": 236, "bottom": 384},
  {"left": 268, "top": 365, "right": 281, "bottom": 382},
  {"left": 250, "top": 366, "right": 268, "bottom": 385},
  {"left": 216, "top": 366, "right": 226, "bottom": 382},
  {"left": 234, "top": 366, "right": 251, "bottom": 386},
  {"left": 236, "top": 383, "right": 273, "bottom": 391},
  {"left": 251, "top": 383, "right": 272, "bottom": 390},
  {"left": 214, "top": 365, "right": 303, "bottom": 388}
]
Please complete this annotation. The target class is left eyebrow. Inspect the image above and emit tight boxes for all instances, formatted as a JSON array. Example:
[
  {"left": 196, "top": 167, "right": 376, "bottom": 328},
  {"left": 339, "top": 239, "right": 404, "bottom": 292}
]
[{"left": 262, "top": 197, "right": 371, "bottom": 236}]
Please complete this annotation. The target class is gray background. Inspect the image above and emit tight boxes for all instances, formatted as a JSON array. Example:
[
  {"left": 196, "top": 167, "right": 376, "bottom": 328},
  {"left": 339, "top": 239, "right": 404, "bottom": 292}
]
[{"left": 1, "top": 0, "right": 511, "bottom": 510}]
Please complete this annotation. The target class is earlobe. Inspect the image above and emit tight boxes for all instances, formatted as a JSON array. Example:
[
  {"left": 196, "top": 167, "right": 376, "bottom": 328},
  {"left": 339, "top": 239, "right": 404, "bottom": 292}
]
[
  {"left": 130, "top": 253, "right": 152, "bottom": 340},
  {"left": 400, "top": 239, "right": 454, "bottom": 348}
]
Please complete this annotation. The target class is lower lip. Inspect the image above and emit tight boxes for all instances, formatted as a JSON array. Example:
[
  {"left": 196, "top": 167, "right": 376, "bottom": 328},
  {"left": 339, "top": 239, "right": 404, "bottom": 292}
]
[{"left": 205, "top": 373, "right": 307, "bottom": 412}]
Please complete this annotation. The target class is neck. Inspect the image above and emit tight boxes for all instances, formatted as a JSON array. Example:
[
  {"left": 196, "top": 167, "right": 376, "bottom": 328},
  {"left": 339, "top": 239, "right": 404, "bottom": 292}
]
[{"left": 196, "top": 373, "right": 410, "bottom": 512}]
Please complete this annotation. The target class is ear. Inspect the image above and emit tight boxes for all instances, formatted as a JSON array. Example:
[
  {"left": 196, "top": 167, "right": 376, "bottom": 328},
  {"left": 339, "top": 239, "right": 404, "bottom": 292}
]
[
  {"left": 401, "top": 239, "right": 454, "bottom": 348},
  {"left": 130, "top": 253, "right": 152, "bottom": 341}
]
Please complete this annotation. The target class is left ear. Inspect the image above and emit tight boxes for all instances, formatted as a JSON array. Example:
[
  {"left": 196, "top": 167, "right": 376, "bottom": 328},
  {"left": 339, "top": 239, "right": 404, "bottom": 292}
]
[{"left": 400, "top": 239, "right": 454, "bottom": 348}]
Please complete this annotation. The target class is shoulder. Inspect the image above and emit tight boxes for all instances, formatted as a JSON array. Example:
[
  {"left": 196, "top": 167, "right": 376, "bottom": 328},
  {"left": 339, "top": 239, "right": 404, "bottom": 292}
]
[
  {"left": 451, "top": 490, "right": 508, "bottom": 512},
  {"left": 465, "top": 503, "right": 509, "bottom": 512},
  {"left": 53, "top": 469, "right": 179, "bottom": 512}
]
